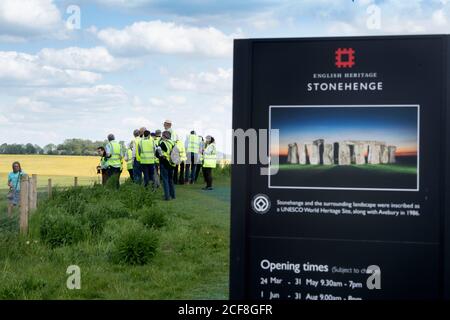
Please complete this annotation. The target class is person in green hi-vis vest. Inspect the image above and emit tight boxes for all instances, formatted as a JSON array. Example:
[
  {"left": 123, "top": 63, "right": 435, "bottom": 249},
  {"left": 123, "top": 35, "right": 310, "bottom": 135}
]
[
  {"left": 202, "top": 135, "right": 217, "bottom": 191},
  {"left": 105, "top": 133, "right": 123, "bottom": 187},
  {"left": 124, "top": 142, "right": 134, "bottom": 181},
  {"left": 185, "top": 130, "right": 200, "bottom": 184}
]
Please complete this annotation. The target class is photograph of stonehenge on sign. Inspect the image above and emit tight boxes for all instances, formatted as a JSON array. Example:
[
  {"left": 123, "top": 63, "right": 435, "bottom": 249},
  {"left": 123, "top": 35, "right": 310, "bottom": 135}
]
[{"left": 269, "top": 105, "right": 419, "bottom": 191}]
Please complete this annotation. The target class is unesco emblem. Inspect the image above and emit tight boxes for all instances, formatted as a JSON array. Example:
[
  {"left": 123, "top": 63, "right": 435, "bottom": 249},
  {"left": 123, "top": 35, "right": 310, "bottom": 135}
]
[{"left": 251, "top": 194, "right": 271, "bottom": 214}]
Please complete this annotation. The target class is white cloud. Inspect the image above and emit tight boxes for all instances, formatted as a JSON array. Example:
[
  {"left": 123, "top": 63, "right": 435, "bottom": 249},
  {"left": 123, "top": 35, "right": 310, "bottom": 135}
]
[
  {"left": 432, "top": 9, "right": 448, "bottom": 26},
  {"left": 169, "top": 68, "right": 232, "bottom": 94},
  {"left": 37, "top": 47, "right": 131, "bottom": 73},
  {"left": 16, "top": 97, "right": 53, "bottom": 113},
  {"left": 0, "top": 0, "right": 63, "bottom": 40},
  {"left": 0, "top": 51, "right": 102, "bottom": 86},
  {"left": 0, "top": 114, "right": 8, "bottom": 125},
  {"left": 96, "top": 20, "right": 234, "bottom": 58},
  {"left": 34, "top": 85, "right": 128, "bottom": 110}
]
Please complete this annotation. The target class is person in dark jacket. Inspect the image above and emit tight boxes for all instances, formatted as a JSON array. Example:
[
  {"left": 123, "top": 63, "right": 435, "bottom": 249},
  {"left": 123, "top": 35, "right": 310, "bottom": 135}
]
[{"left": 156, "top": 131, "right": 176, "bottom": 201}]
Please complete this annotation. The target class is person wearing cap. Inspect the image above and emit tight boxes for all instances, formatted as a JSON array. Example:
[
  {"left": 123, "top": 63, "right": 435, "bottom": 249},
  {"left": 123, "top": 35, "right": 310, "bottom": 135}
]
[
  {"left": 157, "top": 130, "right": 176, "bottom": 200},
  {"left": 163, "top": 120, "right": 177, "bottom": 142},
  {"left": 202, "top": 135, "right": 217, "bottom": 190},
  {"left": 105, "top": 133, "right": 123, "bottom": 187},
  {"left": 132, "top": 129, "right": 143, "bottom": 184},
  {"left": 185, "top": 130, "right": 200, "bottom": 184}
]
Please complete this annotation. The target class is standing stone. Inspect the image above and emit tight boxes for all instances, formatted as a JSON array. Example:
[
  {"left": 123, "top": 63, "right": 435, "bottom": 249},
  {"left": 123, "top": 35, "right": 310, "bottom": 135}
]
[
  {"left": 310, "top": 144, "right": 320, "bottom": 165},
  {"left": 298, "top": 143, "right": 307, "bottom": 164},
  {"left": 287, "top": 143, "right": 299, "bottom": 164},
  {"left": 323, "top": 144, "right": 334, "bottom": 165},
  {"left": 338, "top": 142, "right": 351, "bottom": 165},
  {"left": 305, "top": 144, "right": 312, "bottom": 164},
  {"left": 368, "top": 143, "right": 381, "bottom": 164},
  {"left": 354, "top": 143, "right": 366, "bottom": 165},
  {"left": 380, "top": 144, "right": 389, "bottom": 164},
  {"left": 388, "top": 146, "right": 397, "bottom": 163},
  {"left": 313, "top": 139, "right": 324, "bottom": 165}
]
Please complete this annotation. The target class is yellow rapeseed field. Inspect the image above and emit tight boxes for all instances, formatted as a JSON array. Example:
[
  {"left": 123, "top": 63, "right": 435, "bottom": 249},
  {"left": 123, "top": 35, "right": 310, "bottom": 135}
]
[{"left": 0, "top": 155, "right": 107, "bottom": 189}]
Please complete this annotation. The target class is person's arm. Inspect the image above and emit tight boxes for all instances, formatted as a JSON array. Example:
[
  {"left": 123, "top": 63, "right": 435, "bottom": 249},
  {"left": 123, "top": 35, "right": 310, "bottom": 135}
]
[
  {"left": 160, "top": 141, "right": 168, "bottom": 153},
  {"left": 131, "top": 140, "right": 137, "bottom": 158},
  {"left": 105, "top": 143, "right": 112, "bottom": 158},
  {"left": 7, "top": 174, "right": 12, "bottom": 189}
]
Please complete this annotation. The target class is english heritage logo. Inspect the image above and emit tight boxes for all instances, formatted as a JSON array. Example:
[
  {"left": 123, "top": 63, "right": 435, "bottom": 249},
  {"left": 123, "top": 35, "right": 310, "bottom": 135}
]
[{"left": 335, "top": 48, "right": 355, "bottom": 68}]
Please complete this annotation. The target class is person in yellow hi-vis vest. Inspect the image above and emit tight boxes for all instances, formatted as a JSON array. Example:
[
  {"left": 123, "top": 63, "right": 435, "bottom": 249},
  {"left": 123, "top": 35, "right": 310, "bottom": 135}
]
[
  {"left": 132, "top": 128, "right": 143, "bottom": 184},
  {"left": 124, "top": 142, "right": 134, "bottom": 181},
  {"left": 202, "top": 135, "right": 217, "bottom": 191},
  {"left": 185, "top": 130, "right": 200, "bottom": 184},
  {"left": 195, "top": 136, "right": 204, "bottom": 183},
  {"left": 138, "top": 129, "right": 156, "bottom": 188},
  {"left": 175, "top": 139, "right": 187, "bottom": 184},
  {"left": 105, "top": 133, "right": 123, "bottom": 187}
]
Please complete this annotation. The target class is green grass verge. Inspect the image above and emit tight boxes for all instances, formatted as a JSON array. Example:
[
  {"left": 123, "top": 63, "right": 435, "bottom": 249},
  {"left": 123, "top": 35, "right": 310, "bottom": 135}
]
[{"left": 0, "top": 172, "right": 230, "bottom": 300}]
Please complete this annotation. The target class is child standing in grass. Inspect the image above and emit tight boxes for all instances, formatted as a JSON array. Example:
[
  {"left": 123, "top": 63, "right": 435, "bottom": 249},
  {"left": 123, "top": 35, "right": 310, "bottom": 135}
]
[{"left": 7, "top": 161, "right": 25, "bottom": 217}]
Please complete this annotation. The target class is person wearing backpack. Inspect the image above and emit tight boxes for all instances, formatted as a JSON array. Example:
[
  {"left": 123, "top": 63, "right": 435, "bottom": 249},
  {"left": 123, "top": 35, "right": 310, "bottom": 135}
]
[
  {"left": 157, "top": 131, "right": 176, "bottom": 200},
  {"left": 7, "top": 161, "right": 26, "bottom": 217},
  {"left": 202, "top": 136, "right": 217, "bottom": 191}
]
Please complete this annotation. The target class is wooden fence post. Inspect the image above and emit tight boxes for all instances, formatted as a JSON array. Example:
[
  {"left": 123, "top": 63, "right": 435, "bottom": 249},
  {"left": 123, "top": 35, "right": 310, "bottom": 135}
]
[
  {"left": 20, "top": 175, "right": 29, "bottom": 234},
  {"left": 28, "top": 174, "right": 38, "bottom": 213},
  {"left": 48, "top": 178, "right": 52, "bottom": 199},
  {"left": 74, "top": 177, "right": 78, "bottom": 187}
]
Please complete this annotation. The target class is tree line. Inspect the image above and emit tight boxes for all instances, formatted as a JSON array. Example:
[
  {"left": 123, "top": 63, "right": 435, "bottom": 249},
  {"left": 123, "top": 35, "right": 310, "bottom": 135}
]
[{"left": 0, "top": 139, "right": 119, "bottom": 156}]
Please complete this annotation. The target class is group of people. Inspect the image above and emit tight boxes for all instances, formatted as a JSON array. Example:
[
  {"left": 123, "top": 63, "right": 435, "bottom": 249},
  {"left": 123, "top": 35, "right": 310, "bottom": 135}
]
[{"left": 97, "top": 120, "right": 217, "bottom": 201}]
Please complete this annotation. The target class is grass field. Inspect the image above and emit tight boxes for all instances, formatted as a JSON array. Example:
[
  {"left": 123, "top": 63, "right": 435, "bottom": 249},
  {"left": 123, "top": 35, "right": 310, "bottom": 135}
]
[
  {"left": 271, "top": 163, "right": 417, "bottom": 189},
  {"left": 0, "top": 155, "right": 230, "bottom": 300}
]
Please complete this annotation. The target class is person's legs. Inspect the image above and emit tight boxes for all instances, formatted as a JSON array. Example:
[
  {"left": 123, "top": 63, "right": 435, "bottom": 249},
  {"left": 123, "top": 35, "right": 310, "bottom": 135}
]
[
  {"left": 195, "top": 164, "right": 202, "bottom": 182},
  {"left": 185, "top": 153, "right": 192, "bottom": 182},
  {"left": 179, "top": 161, "right": 185, "bottom": 184},
  {"left": 167, "top": 166, "right": 176, "bottom": 199},
  {"left": 7, "top": 204, "right": 13, "bottom": 218},
  {"left": 202, "top": 167, "right": 208, "bottom": 184},
  {"left": 133, "top": 159, "right": 142, "bottom": 184},
  {"left": 153, "top": 164, "right": 160, "bottom": 187},
  {"left": 207, "top": 168, "right": 213, "bottom": 189},
  {"left": 160, "top": 164, "right": 171, "bottom": 200},
  {"left": 149, "top": 164, "right": 155, "bottom": 188},
  {"left": 142, "top": 164, "right": 150, "bottom": 187},
  {"left": 101, "top": 170, "right": 108, "bottom": 185},
  {"left": 113, "top": 167, "right": 121, "bottom": 188},
  {"left": 190, "top": 154, "right": 198, "bottom": 183},
  {"left": 173, "top": 165, "right": 179, "bottom": 184},
  {"left": 202, "top": 168, "right": 212, "bottom": 189}
]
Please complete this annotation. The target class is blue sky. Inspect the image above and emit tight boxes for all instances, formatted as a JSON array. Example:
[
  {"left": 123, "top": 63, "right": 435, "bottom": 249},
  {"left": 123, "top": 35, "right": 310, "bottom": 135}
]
[
  {"left": 0, "top": 0, "right": 448, "bottom": 153},
  {"left": 271, "top": 106, "right": 418, "bottom": 155}
]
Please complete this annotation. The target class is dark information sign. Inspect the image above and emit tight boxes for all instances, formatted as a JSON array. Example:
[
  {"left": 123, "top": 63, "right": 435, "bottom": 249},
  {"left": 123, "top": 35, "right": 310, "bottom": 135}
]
[{"left": 230, "top": 35, "right": 450, "bottom": 300}]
